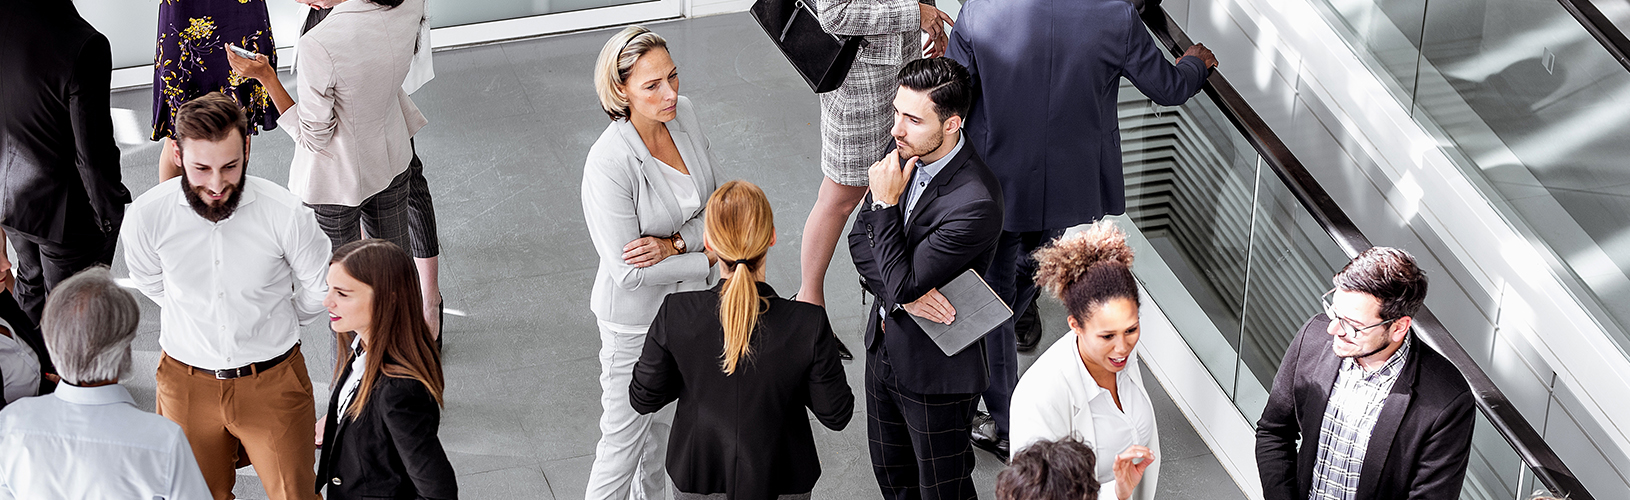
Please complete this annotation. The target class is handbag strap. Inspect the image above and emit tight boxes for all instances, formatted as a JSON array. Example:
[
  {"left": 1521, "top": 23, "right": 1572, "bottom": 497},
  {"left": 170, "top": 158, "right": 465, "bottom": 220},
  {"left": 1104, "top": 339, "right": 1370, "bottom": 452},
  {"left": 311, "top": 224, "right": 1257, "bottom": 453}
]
[
  {"left": 787, "top": 0, "right": 852, "bottom": 45},
  {"left": 780, "top": 1, "right": 803, "bottom": 42}
]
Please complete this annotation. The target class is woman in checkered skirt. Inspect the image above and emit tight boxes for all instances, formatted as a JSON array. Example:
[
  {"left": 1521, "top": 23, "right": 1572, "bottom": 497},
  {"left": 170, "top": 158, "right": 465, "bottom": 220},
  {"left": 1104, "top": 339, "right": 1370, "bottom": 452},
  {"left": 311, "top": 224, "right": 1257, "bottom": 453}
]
[{"left": 795, "top": 0, "right": 955, "bottom": 318}]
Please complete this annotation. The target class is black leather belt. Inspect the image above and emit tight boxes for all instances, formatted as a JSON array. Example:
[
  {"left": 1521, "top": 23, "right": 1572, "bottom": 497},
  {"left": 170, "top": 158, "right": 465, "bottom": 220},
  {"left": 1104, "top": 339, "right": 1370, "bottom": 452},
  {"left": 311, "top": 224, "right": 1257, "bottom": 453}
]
[{"left": 186, "top": 344, "right": 298, "bottom": 380}]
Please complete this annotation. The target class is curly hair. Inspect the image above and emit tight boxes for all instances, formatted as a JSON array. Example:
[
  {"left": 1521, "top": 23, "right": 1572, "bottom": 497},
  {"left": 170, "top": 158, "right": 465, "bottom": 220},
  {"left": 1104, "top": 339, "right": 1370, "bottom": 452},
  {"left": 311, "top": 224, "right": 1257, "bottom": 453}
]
[
  {"left": 1033, "top": 220, "right": 1139, "bottom": 322},
  {"left": 997, "top": 437, "right": 1102, "bottom": 500}
]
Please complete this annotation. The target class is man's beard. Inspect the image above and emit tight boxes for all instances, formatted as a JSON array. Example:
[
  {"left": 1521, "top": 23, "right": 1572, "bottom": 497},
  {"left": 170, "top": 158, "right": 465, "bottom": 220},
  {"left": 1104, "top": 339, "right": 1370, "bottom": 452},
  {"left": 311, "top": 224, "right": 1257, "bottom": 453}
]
[
  {"left": 897, "top": 131, "right": 945, "bottom": 160},
  {"left": 182, "top": 164, "right": 246, "bottom": 223}
]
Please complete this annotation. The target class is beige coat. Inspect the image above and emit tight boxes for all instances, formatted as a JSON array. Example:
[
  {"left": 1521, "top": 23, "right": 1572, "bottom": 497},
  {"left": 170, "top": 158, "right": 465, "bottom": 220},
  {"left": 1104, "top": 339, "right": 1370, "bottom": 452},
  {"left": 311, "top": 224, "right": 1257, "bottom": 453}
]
[{"left": 279, "top": 0, "right": 428, "bottom": 207}]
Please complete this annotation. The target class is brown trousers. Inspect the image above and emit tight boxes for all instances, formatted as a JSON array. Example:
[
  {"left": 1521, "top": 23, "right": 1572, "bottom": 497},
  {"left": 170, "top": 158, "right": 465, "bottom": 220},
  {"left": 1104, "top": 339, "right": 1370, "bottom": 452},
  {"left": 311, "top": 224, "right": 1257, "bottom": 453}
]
[{"left": 157, "top": 346, "right": 319, "bottom": 500}]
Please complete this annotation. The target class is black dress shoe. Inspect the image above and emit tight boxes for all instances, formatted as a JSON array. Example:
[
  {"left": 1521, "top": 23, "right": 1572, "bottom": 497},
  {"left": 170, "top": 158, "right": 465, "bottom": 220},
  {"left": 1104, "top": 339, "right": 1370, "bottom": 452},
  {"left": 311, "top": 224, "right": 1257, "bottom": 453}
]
[
  {"left": 1015, "top": 299, "right": 1043, "bottom": 353},
  {"left": 970, "top": 411, "right": 1010, "bottom": 463},
  {"left": 835, "top": 336, "right": 855, "bottom": 361}
]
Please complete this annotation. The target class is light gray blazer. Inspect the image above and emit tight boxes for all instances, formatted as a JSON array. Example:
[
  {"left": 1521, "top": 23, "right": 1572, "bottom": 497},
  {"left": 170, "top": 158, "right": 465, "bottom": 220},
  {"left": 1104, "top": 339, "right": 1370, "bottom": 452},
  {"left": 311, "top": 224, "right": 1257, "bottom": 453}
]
[{"left": 582, "top": 96, "right": 719, "bottom": 326}]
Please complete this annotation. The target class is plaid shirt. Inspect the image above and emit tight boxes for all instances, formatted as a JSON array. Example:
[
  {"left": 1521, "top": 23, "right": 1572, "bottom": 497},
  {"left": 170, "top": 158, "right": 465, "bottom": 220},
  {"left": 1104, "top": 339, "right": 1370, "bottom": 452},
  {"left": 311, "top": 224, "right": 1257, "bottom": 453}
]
[{"left": 1308, "top": 336, "right": 1413, "bottom": 500}]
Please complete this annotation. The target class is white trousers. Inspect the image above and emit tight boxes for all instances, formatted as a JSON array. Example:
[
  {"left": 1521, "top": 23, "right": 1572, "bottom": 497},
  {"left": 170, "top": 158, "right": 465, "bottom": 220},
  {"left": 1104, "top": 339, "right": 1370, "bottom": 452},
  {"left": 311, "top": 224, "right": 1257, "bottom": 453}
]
[{"left": 585, "top": 319, "right": 674, "bottom": 500}]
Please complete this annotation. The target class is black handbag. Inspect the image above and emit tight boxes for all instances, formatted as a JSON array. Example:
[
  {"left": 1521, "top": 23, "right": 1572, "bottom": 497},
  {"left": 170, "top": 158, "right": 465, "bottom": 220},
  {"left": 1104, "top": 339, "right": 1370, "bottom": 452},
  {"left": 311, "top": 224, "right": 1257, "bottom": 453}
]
[{"left": 750, "top": 0, "right": 870, "bottom": 93}]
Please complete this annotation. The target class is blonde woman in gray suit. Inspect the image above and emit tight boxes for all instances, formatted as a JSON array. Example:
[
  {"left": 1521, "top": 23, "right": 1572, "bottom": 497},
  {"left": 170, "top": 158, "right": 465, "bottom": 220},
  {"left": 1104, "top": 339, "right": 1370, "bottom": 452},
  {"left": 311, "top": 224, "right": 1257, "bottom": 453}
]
[{"left": 581, "top": 26, "right": 720, "bottom": 500}]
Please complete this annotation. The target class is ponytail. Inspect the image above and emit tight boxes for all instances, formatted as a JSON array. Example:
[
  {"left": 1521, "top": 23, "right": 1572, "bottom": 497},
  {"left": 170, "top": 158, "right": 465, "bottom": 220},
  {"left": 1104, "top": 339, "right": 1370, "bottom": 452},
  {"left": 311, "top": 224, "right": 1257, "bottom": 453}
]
[
  {"left": 1032, "top": 220, "right": 1139, "bottom": 322},
  {"left": 704, "top": 181, "right": 776, "bottom": 375}
]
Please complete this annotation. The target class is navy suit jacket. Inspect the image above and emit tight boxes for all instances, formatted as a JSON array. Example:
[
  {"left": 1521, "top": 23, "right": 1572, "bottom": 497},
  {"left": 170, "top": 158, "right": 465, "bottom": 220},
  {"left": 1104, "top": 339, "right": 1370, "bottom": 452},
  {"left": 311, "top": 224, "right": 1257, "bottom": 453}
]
[
  {"left": 849, "top": 143, "right": 1005, "bottom": 395},
  {"left": 947, "top": 0, "right": 1208, "bottom": 232}
]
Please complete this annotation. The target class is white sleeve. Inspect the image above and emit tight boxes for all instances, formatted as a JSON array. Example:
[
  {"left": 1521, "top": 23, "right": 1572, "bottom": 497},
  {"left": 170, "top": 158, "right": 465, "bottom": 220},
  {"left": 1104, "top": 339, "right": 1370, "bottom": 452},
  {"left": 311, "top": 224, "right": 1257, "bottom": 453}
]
[
  {"left": 118, "top": 205, "right": 165, "bottom": 303},
  {"left": 285, "top": 205, "right": 333, "bottom": 325},
  {"left": 1009, "top": 364, "right": 1076, "bottom": 454},
  {"left": 170, "top": 432, "right": 213, "bottom": 499}
]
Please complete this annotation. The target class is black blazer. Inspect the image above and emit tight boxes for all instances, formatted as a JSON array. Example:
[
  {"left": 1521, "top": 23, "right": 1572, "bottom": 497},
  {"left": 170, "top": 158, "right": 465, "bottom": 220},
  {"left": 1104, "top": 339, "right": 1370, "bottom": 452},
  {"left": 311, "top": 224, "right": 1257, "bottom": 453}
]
[
  {"left": 630, "top": 281, "right": 854, "bottom": 500},
  {"left": 318, "top": 354, "right": 457, "bottom": 500},
  {"left": 0, "top": 0, "right": 130, "bottom": 242},
  {"left": 1255, "top": 314, "right": 1476, "bottom": 500},
  {"left": 847, "top": 142, "right": 1005, "bottom": 395}
]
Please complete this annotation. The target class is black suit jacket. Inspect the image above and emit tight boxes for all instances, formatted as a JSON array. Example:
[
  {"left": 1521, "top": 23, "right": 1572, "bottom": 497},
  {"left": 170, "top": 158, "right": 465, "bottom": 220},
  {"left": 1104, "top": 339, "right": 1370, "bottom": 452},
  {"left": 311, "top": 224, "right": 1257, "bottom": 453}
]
[
  {"left": 848, "top": 142, "right": 1005, "bottom": 395},
  {"left": 318, "top": 355, "right": 457, "bottom": 500},
  {"left": 630, "top": 281, "right": 854, "bottom": 499},
  {"left": 0, "top": 0, "right": 130, "bottom": 243},
  {"left": 1255, "top": 314, "right": 1476, "bottom": 500}
]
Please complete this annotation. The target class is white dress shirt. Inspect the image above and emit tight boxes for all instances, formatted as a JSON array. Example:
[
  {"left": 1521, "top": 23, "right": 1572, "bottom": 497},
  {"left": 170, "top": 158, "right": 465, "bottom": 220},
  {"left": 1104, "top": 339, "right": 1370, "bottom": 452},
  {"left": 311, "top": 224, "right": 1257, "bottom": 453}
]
[
  {"left": 0, "top": 383, "right": 212, "bottom": 499},
  {"left": 120, "top": 176, "right": 331, "bottom": 370},
  {"left": 336, "top": 338, "right": 367, "bottom": 418},
  {"left": 1010, "top": 332, "right": 1162, "bottom": 500},
  {"left": 0, "top": 318, "right": 38, "bottom": 405}
]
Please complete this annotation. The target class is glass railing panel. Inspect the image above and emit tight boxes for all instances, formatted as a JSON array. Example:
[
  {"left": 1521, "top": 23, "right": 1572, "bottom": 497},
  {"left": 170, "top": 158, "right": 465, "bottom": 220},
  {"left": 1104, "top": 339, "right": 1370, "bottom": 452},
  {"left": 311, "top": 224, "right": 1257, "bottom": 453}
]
[
  {"left": 1237, "top": 160, "right": 1349, "bottom": 422},
  {"left": 1461, "top": 410, "right": 1528, "bottom": 500},
  {"left": 1309, "top": 0, "right": 1630, "bottom": 359},
  {"left": 1119, "top": 80, "right": 1261, "bottom": 400}
]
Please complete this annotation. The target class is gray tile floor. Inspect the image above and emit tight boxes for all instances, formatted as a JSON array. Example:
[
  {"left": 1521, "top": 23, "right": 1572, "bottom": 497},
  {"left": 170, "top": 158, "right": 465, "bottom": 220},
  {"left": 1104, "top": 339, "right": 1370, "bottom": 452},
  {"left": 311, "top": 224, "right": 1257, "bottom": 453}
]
[{"left": 101, "top": 12, "right": 1245, "bottom": 499}]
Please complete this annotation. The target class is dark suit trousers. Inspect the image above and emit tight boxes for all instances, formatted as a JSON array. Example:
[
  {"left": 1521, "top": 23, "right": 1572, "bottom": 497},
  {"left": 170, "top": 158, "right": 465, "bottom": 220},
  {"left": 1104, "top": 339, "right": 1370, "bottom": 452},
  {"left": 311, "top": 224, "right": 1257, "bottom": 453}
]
[
  {"left": 5, "top": 222, "right": 115, "bottom": 326},
  {"left": 867, "top": 343, "right": 980, "bottom": 500},
  {"left": 981, "top": 228, "right": 1064, "bottom": 436}
]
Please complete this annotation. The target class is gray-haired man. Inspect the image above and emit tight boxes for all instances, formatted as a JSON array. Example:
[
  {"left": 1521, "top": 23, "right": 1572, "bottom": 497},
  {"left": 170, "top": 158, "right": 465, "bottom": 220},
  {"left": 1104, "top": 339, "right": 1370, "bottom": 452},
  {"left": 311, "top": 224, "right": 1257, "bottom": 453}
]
[{"left": 0, "top": 267, "right": 211, "bottom": 498}]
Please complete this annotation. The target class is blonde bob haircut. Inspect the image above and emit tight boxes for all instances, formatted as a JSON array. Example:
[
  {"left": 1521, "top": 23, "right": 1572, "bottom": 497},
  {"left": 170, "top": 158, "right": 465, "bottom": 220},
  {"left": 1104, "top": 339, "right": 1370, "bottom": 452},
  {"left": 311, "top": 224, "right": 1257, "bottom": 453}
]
[{"left": 594, "top": 26, "right": 669, "bottom": 121}]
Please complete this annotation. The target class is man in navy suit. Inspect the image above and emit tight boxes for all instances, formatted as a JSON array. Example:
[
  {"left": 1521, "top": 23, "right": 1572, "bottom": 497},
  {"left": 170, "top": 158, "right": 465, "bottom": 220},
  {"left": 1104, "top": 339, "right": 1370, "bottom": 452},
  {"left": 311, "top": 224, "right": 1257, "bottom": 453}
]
[
  {"left": 850, "top": 57, "right": 1005, "bottom": 500},
  {"left": 947, "top": 0, "right": 1217, "bottom": 461}
]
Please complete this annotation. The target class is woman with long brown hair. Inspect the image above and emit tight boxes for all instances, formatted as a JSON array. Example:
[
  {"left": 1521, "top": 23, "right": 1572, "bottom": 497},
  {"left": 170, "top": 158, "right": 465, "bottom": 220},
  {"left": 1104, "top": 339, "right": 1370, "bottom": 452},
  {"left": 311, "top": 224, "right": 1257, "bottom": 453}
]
[
  {"left": 318, "top": 239, "right": 455, "bottom": 499},
  {"left": 630, "top": 180, "right": 853, "bottom": 500}
]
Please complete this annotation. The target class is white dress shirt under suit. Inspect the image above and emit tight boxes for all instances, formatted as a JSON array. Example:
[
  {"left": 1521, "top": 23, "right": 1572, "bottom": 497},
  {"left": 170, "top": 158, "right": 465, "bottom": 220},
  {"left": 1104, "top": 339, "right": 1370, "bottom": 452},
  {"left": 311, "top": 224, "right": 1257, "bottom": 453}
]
[
  {"left": 0, "top": 318, "right": 38, "bottom": 405},
  {"left": 0, "top": 383, "right": 211, "bottom": 499},
  {"left": 1011, "top": 332, "right": 1162, "bottom": 500},
  {"left": 120, "top": 176, "right": 331, "bottom": 369}
]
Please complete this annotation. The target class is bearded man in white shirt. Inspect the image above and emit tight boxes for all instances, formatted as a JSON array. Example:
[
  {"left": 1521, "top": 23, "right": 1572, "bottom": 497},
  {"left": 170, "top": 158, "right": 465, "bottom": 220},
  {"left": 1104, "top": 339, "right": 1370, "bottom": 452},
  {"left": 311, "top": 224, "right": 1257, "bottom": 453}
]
[{"left": 119, "top": 92, "right": 331, "bottom": 500}]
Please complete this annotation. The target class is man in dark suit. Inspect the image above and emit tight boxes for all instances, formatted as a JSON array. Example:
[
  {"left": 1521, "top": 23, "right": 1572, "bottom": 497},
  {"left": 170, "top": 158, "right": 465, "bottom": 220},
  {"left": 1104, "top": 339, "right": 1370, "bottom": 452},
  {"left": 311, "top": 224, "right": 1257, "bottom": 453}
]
[
  {"left": 1256, "top": 247, "right": 1475, "bottom": 500},
  {"left": 945, "top": 0, "right": 1217, "bottom": 460},
  {"left": 0, "top": 0, "right": 132, "bottom": 327},
  {"left": 849, "top": 57, "right": 1004, "bottom": 500}
]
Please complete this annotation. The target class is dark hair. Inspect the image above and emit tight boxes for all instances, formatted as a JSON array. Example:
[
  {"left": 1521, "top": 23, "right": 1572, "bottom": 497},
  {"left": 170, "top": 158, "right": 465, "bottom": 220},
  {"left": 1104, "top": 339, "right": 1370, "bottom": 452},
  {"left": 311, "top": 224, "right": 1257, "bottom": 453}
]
[
  {"left": 331, "top": 239, "right": 445, "bottom": 419},
  {"left": 1333, "top": 246, "right": 1428, "bottom": 320},
  {"left": 1034, "top": 221, "right": 1139, "bottom": 322},
  {"left": 997, "top": 438, "right": 1102, "bottom": 500},
  {"left": 897, "top": 57, "right": 973, "bottom": 122},
  {"left": 173, "top": 92, "right": 248, "bottom": 148}
]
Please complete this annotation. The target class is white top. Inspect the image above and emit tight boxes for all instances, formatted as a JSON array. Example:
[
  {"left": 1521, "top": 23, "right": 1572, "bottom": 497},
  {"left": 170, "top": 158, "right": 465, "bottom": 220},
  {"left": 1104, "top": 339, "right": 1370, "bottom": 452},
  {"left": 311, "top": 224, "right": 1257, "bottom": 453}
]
[
  {"left": 119, "top": 176, "right": 332, "bottom": 370},
  {"left": 336, "top": 338, "right": 367, "bottom": 418},
  {"left": 656, "top": 160, "right": 700, "bottom": 218},
  {"left": 1010, "top": 332, "right": 1161, "bottom": 500},
  {"left": 0, "top": 318, "right": 37, "bottom": 405},
  {"left": 0, "top": 383, "right": 211, "bottom": 499}
]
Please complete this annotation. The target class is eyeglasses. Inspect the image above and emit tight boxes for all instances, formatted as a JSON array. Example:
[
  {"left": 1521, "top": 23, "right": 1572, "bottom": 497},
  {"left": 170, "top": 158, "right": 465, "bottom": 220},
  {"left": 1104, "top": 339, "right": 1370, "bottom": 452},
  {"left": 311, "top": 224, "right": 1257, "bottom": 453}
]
[{"left": 1320, "top": 289, "right": 1398, "bottom": 337}]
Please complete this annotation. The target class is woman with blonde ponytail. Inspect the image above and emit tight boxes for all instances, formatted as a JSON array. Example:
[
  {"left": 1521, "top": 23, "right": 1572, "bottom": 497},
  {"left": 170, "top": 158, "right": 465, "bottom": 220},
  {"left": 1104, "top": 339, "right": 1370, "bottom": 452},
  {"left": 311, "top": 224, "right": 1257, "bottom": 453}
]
[
  {"left": 1008, "top": 221, "right": 1161, "bottom": 500},
  {"left": 630, "top": 181, "right": 854, "bottom": 500}
]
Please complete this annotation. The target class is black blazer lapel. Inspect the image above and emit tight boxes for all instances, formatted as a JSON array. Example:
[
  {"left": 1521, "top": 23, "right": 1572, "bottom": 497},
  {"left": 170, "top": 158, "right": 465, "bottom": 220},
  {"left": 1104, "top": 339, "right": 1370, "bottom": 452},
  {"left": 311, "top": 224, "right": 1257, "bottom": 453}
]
[
  {"left": 1355, "top": 338, "right": 1423, "bottom": 500},
  {"left": 1298, "top": 330, "right": 1343, "bottom": 495},
  {"left": 904, "top": 144, "right": 975, "bottom": 240}
]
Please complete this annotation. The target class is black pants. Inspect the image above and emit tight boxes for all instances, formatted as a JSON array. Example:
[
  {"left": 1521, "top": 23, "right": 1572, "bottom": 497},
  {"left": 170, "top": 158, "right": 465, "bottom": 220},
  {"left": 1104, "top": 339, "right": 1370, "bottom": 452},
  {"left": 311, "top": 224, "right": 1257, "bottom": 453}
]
[
  {"left": 867, "top": 344, "right": 980, "bottom": 500},
  {"left": 6, "top": 224, "right": 115, "bottom": 326},
  {"left": 981, "top": 228, "right": 1066, "bottom": 436}
]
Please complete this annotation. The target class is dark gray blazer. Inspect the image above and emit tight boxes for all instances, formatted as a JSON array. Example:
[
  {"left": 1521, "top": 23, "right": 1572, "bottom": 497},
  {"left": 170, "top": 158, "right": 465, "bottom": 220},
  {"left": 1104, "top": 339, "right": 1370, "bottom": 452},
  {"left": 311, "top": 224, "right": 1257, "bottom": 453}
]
[
  {"left": 1255, "top": 314, "right": 1476, "bottom": 500},
  {"left": 946, "top": 0, "right": 1207, "bottom": 232},
  {"left": 0, "top": 0, "right": 130, "bottom": 242}
]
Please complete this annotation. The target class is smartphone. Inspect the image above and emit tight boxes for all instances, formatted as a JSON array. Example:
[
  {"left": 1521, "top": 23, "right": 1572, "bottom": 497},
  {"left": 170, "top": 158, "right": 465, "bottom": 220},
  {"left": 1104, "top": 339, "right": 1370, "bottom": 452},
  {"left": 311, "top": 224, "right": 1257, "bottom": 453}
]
[{"left": 226, "top": 44, "right": 258, "bottom": 60}]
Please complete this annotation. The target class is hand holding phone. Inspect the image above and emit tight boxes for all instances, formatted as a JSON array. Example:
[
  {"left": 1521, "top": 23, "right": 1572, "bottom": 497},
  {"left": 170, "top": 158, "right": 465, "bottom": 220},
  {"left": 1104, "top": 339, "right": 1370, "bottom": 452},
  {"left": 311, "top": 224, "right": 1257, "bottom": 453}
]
[{"left": 226, "top": 43, "right": 258, "bottom": 60}]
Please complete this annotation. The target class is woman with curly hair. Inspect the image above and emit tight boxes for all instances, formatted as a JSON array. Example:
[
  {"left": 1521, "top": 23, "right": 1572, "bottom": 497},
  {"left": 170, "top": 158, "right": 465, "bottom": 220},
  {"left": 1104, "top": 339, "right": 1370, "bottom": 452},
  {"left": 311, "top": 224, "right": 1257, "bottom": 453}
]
[{"left": 1009, "top": 220, "right": 1159, "bottom": 500}]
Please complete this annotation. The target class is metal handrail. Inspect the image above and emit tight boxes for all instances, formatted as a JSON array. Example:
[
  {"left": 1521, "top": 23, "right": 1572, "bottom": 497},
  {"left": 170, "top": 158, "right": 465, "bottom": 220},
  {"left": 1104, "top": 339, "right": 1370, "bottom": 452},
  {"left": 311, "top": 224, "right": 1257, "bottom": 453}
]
[
  {"left": 1555, "top": 0, "right": 1630, "bottom": 74},
  {"left": 1135, "top": 3, "right": 1596, "bottom": 499}
]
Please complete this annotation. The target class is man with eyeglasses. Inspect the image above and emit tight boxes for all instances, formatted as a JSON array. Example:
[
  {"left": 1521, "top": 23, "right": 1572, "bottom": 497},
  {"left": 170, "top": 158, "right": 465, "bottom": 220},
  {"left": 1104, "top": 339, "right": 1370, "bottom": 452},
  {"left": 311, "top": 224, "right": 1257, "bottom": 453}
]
[{"left": 1255, "top": 247, "right": 1475, "bottom": 500}]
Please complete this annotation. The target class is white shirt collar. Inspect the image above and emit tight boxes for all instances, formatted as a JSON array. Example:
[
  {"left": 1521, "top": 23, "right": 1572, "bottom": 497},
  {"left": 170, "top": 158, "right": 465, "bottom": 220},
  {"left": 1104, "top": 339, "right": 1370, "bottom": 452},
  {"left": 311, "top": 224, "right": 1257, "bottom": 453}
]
[{"left": 53, "top": 383, "right": 136, "bottom": 407}]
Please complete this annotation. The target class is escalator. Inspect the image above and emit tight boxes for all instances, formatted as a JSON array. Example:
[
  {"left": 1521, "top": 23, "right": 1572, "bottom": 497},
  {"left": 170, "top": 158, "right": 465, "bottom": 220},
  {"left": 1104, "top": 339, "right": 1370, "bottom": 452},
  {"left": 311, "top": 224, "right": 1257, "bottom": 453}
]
[{"left": 1102, "top": 1, "right": 1612, "bottom": 498}]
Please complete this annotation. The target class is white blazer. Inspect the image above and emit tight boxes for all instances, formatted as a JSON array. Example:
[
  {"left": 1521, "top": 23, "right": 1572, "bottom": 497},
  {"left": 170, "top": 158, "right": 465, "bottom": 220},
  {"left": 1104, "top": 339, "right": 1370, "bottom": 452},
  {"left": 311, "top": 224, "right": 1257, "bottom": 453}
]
[
  {"left": 581, "top": 96, "right": 719, "bottom": 326},
  {"left": 1011, "top": 332, "right": 1162, "bottom": 500}
]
